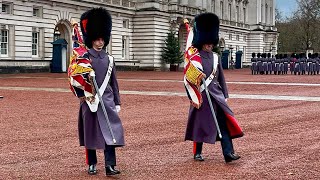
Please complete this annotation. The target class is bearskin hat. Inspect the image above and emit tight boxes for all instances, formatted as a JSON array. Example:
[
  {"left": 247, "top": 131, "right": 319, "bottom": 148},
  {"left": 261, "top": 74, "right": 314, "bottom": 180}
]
[
  {"left": 284, "top": 54, "right": 288, "bottom": 58},
  {"left": 80, "top": 7, "right": 112, "bottom": 48},
  {"left": 257, "top": 53, "right": 261, "bottom": 58},
  {"left": 314, "top": 53, "right": 318, "bottom": 58},
  {"left": 192, "top": 13, "right": 220, "bottom": 50},
  {"left": 267, "top": 53, "right": 271, "bottom": 58},
  {"left": 279, "top": 54, "right": 283, "bottom": 59},
  {"left": 252, "top": 52, "right": 256, "bottom": 58}
]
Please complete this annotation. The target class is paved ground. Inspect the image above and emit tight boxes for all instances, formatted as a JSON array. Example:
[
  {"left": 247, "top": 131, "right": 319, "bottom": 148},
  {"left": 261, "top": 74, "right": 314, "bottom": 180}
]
[{"left": 0, "top": 69, "right": 319, "bottom": 179}]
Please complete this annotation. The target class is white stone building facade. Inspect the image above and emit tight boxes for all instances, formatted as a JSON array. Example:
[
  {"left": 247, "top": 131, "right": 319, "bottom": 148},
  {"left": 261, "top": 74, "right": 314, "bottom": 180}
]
[{"left": 0, "top": 0, "right": 277, "bottom": 73}]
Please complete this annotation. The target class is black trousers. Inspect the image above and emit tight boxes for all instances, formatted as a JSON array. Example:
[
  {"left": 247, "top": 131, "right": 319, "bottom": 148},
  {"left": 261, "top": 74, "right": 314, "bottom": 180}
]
[
  {"left": 87, "top": 145, "right": 116, "bottom": 166},
  {"left": 195, "top": 102, "right": 234, "bottom": 157}
]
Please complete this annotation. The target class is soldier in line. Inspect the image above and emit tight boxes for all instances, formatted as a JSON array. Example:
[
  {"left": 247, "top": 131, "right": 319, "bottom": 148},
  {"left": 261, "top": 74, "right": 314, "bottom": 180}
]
[
  {"left": 290, "top": 53, "right": 296, "bottom": 75},
  {"left": 315, "top": 53, "right": 320, "bottom": 75},
  {"left": 283, "top": 54, "right": 289, "bottom": 74},
  {"left": 262, "top": 53, "right": 268, "bottom": 75},
  {"left": 294, "top": 54, "right": 301, "bottom": 75},
  {"left": 251, "top": 53, "right": 257, "bottom": 75},
  {"left": 300, "top": 53, "right": 307, "bottom": 75},
  {"left": 257, "top": 53, "right": 263, "bottom": 74},
  {"left": 279, "top": 54, "right": 285, "bottom": 75},
  {"left": 307, "top": 53, "right": 313, "bottom": 75},
  {"left": 267, "top": 53, "right": 273, "bottom": 75},
  {"left": 274, "top": 54, "right": 280, "bottom": 75}
]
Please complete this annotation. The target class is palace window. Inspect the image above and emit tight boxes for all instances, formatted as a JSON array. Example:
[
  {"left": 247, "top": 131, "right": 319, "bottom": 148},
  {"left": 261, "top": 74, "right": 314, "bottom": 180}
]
[
  {"left": 1, "top": 2, "right": 12, "bottom": 14},
  {"left": 220, "top": 1, "right": 224, "bottom": 18},
  {"left": 122, "top": 35, "right": 128, "bottom": 59},
  {"left": 228, "top": 4, "right": 232, "bottom": 21},
  {"left": 236, "top": 35, "right": 239, "bottom": 41},
  {"left": 33, "top": 6, "right": 43, "bottom": 18},
  {"left": 211, "top": 0, "right": 215, "bottom": 13},
  {"left": 243, "top": 8, "right": 246, "bottom": 23},
  {"left": 229, "top": 34, "right": 232, "bottom": 40},
  {"left": 0, "top": 29, "right": 8, "bottom": 56},
  {"left": 32, "top": 31, "right": 39, "bottom": 56},
  {"left": 265, "top": 4, "right": 268, "bottom": 24},
  {"left": 236, "top": 6, "right": 239, "bottom": 22},
  {"left": 123, "top": 19, "right": 129, "bottom": 29}
]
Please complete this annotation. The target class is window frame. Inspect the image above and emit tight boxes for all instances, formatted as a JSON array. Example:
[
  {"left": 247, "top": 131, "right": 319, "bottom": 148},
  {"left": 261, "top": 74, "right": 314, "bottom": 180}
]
[
  {"left": 33, "top": 6, "right": 43, "bottom": 18},
  {"left": 121, "top": 35, "right": 127, "bottom": 59},
  {"left": 0, "top": 29, "right": 9, "bottom": 56},
  {"left": 1, "top": 2, "right": 12, "bottom": 14},
  {"left": 32, "top": 31, "right": 39, "bottom": 57}
]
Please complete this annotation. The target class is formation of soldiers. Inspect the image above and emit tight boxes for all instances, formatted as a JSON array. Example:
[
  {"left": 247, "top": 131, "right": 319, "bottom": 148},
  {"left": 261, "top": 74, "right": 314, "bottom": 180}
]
[{"left": 251, "top": 53, "right": 320, "bottom": 75}]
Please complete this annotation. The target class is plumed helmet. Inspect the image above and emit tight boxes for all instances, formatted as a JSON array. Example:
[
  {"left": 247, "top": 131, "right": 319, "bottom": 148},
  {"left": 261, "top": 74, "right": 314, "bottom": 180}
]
[
  {"left": 192, "top": 13, "right": 220, "bottom": 49},
  {"left": 80, "top": 7, "right": 112, "bottom": 48}
]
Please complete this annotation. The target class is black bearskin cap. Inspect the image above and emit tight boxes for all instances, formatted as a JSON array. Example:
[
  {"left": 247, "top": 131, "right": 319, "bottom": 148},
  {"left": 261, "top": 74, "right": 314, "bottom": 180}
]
[
  {"left": 192, "top": 13, "right": 220, "bottom": 50},
  {"left": 279, "top": 54, "right": 283, "bottom": 59},
  {"left": 257, "top": 53, "right": 261, "bottom": 58},
  {"left": 267, "top": 53, "right": 271, "bottom": 58},
  {"left": 275, "top": 54, "right": 279, "bottom": 59},
  {"left": 284, "top": 54, "right": 288, "bottom": 58},
  {"left": 252, "top": 52, "right": 256, "bottom": 58},
  {"left": 315, "top": 53, "right": 319, "bottom": 57},
  {"left": 263, "top": 53, "right": 267, "bottom": 58},
  {"left": 80, "top": 7, "right": 112, "bottom": 48}
]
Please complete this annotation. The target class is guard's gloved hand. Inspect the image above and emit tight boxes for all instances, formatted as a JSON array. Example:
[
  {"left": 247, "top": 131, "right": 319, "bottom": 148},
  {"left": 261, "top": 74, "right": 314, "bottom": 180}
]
[{"left": 116, "top": 105, "right": 121, "bottom": 113}]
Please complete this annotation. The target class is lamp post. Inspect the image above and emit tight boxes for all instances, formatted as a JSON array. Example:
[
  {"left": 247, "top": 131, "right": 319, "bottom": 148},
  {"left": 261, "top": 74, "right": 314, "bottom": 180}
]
[{"left": 229, "top": 45, "right": 234, "bottom": 69}]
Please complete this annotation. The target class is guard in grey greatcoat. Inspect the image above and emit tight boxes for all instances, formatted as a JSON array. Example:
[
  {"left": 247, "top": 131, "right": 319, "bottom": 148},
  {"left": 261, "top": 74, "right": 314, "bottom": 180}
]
[
  {"left": 279, "top": 54, "right": 285, "bottom": 75},
  {"left": 185, "top": 13, "right": 243, "bottom": 163},
  {"left": 274, "top": 54, "right": 280, "bottom": 75},
  {"left": 267, "top": 53, "right": 273, "bottom": 75},
  {"left": 251, "top": 53, "right": 257, "bottom": 75},
  {"left": 283, "top": 54, "right": 289, "bottom": 74},
  {"left": 315, "top": 53, "right": 320, "bottom": 74},
  {"left": 290, "top": 53, "right": 296, "bottom": 74},
  {"left": 300, "top": 53, "right": 307, "bottom": 75},
  {"left": 294, "top": 54, "right": 301, "bottom": 75},
  {"left": 78, "top": 8, "right": 124, "bottom": 176},
  {"left": 257, "top": 53, "right": 263, "bottom": 74},
  {"left": 261, "top": 53, "right": 268, "bottom": 74},
  {"left": 311, "top": 53, "right": 317, "bottom": 75},
  {"left": 307, "top": 53, "right": 313, "bottom": 75}
]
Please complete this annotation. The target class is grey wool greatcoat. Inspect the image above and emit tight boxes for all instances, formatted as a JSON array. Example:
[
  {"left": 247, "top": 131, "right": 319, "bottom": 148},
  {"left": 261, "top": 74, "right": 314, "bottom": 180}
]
[
  {"left": 78, "top": 49, "right": 125, "bottom": 149},
  {"left": 185, "top": 50, "right": 243, "bottom": 144}
]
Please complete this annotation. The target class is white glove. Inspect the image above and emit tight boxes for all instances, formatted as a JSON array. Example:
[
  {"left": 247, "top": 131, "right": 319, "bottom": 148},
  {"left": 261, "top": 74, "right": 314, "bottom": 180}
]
[{"left": 116, "top": 105, "right": 121, "bottom": 113}]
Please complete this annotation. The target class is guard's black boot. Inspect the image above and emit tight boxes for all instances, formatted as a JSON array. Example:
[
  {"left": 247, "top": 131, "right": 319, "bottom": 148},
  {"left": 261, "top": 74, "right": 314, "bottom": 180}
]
[
  {"left": 194, "top": 142, "right": 204, "bottom": 161},
  {"left": 105, "top": 165, "right": 120, "bottom": 176},
  {"left": 224, "top": 152, "right": 241, "bottom": 163},
  {"left": 88, "top": 164, "right": 97, "bottom": 175},
  {"left": 194, "top": 154, "right": 204, "bottom": 161}
]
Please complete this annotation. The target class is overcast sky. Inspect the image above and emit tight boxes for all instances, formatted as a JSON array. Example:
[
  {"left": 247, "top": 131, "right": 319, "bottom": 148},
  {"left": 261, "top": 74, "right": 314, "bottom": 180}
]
[{"left": 276, "top": 0, "right": 298, "bottom": 17}]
